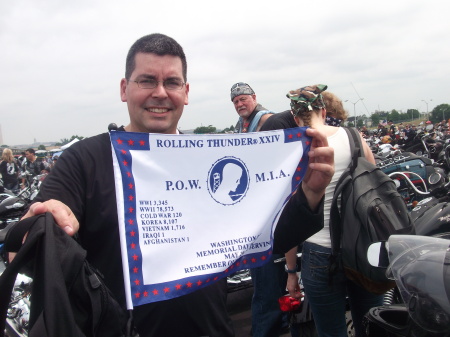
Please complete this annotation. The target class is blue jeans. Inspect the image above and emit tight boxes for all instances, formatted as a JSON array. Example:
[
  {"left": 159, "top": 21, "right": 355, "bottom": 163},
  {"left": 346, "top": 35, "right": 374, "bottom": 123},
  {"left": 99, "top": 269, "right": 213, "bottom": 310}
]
[
  {"left": 250, "top": 253, "right": 287, "bottom": 337},
  {"left": 301, "top": 242, "right": 383, "bottom": 337}
]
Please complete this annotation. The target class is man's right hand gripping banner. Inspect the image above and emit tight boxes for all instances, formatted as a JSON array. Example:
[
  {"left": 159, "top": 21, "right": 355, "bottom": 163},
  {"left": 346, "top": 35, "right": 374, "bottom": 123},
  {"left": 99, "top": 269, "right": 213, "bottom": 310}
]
[{"left": 110, "top": 127, "right": 311, "bottom": 308}]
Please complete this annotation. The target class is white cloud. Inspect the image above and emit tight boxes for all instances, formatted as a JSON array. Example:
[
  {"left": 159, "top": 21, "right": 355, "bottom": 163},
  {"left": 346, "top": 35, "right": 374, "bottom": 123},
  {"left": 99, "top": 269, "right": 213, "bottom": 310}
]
[{"left": 1, "top": 0, "right": 449, "bottom": 145}]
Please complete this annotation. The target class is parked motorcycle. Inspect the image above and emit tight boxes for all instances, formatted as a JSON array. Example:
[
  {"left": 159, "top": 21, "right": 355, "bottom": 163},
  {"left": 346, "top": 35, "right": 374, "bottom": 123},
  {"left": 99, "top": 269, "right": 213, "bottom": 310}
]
[
  {"left": 5, "top": 274, "right": 32, "bottom": 337},
  {"left": 361, "top": 167, "right": 450, "bottom": 336},
  {"left": 363, "top": 235, "right": 450, "bottom": 336},
  {"left": 0, "top": 173, "right": 40, "bottom": 336},
  {"left": 0, "top": 195, "right": 27, "bottom": 229},
  {"left": 0, "top": 222, "right": 30, "bottom": 337},
  {"left": 377, "top": 151, "right": 449, "bottom": 210},
  {"left": 15, "top": 173, "right": 47, "bottom": 203},
  {"left": 409, "top": 192, "right": 450, "bottom": 238},
  {"left": 0, "top": 179, "right": 17, "bottom": 196},
  {"left": 400, "top": 127, "right": 445, "bottom": 163},
  {"left": 0, "top": 172, "right": 45, "bottom": 224},
  {"left": 227, "top": 269, "right": 252, "bottom": 292}
]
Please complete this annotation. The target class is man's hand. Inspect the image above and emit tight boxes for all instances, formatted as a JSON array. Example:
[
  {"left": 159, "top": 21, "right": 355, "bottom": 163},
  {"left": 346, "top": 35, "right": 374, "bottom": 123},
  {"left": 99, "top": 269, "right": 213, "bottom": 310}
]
[
  {"left": 21, "top": 199, "right": 79, "bottom": 236},
  {"left": 302, "top": 128, "right": 335, "bottom": 210}
]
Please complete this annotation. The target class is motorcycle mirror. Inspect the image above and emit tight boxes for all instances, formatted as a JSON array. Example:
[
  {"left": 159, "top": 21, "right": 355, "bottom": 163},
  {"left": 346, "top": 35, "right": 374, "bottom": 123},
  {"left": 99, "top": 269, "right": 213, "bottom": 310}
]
[{"left": 367, "top": 241, "right": 390, "bottom": 268}]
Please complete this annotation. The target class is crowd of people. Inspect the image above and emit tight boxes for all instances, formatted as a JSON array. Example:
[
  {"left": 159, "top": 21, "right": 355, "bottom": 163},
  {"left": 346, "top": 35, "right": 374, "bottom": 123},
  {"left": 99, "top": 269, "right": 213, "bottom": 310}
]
[
  {"left": 231, "top": 82, "right": 382, "bottom": 337},
  {"left": 0, "top": 148, "right": 56, "bottom": 194},
  {"left": 232, "top": 88, "right": 446, "bottom": 337},
  {"left": 4, "top": 32, "right": 399, "bottom": 337},
  {"left": 360, "top": 119, "right": 449, "bottom": 147}
]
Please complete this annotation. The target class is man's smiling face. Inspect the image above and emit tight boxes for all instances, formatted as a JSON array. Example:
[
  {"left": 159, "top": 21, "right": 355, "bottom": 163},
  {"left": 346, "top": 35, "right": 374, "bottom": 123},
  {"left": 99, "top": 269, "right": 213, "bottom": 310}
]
[{"left": 121, "top": 52, "right": 189, "bottom": 134}]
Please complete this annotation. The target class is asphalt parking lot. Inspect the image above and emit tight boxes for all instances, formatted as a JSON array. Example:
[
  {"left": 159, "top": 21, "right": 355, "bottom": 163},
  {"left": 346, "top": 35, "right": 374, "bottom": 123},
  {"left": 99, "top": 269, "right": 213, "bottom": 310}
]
[{"left": 227, "top": 287, "right": 291, "bottom": 337}]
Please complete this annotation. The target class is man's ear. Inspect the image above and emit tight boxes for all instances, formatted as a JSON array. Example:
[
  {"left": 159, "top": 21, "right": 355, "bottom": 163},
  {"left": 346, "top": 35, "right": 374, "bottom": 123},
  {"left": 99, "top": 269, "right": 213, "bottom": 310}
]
[
  {"left": 120, "top": 78, "right": 128, "bottom": 102},
  {"left": 184, "top": 82, "right": 189, "bottom": 105}
]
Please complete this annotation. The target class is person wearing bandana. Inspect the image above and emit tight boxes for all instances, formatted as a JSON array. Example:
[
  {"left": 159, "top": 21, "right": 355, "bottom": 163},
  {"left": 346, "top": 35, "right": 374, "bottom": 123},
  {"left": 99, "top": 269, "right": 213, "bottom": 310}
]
[
  {"left": 260, "top": 87, "right": 348, "bottom": 130},
  {"left": 230, "top": 82, "right": 274, "bottom": 133},
  {"left": 230, "top": 82, "right": 288, "bottom": 336},
  {"left": 322, "top": 91, "right": 347, "bottom": 127},
  {"left": 261, "top": 85, "right": 382, "bottom": 337}
]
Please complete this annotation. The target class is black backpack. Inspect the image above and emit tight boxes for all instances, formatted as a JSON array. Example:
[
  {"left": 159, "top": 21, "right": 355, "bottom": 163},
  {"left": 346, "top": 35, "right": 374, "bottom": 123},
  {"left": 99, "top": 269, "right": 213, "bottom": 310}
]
[
  {"left": 330, "top": 127, "right": 414, "bottom": 294},
  {"left": 0, "top": 212, "right": 131, "bottom": 337}
]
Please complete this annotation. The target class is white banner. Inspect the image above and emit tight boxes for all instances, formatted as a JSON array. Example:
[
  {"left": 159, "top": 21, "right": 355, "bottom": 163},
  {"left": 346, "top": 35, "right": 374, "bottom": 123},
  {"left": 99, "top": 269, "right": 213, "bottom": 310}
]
[{"left": 110, "top": 127, "right": 311, "bottom": 308}]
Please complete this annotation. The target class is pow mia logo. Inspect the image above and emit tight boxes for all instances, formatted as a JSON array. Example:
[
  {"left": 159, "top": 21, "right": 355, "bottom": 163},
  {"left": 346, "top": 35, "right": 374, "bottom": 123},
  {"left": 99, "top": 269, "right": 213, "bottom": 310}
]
[{"left": 207, "top": 157, "right": 249, "bottom": 205}]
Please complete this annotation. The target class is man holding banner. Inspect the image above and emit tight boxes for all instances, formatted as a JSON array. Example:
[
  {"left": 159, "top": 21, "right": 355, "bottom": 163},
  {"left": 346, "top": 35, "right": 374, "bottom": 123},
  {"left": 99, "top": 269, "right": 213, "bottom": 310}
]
[{"left": 20, "top": 33, "right": 335, "bottom": 337}]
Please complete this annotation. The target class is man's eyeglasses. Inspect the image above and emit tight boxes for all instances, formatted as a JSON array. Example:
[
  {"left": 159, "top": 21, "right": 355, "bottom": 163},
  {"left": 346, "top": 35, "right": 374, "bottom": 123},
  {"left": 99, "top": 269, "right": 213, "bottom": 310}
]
[{"left": 131, "top": 78, "right": 185, "bottom": 90}]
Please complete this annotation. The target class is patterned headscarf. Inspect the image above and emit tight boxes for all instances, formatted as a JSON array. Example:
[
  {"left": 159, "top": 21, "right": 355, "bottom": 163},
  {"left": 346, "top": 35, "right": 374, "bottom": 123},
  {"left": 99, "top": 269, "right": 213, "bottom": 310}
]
[
  {"left": 230, "top": 82, "right": 255, "bottom": 101},
  {"left": 325, "top": 115, "right": 343, "bottom": 127},
  {"left": 287, "top": 84, "right": 328, "bottom": 116}
]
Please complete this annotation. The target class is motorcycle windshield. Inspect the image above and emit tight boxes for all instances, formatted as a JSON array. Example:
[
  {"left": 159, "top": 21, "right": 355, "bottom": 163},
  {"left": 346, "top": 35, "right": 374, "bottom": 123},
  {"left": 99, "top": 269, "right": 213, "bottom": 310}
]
[{"left": 386, "top": 235, "right": 450, "bottom": 333}]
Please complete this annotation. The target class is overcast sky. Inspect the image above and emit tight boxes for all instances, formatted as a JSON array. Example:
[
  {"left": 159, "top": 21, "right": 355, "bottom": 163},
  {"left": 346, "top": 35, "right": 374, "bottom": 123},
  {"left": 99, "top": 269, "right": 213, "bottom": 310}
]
[{"left": 1, "top": 0, "right": 449, "bottom": 146}]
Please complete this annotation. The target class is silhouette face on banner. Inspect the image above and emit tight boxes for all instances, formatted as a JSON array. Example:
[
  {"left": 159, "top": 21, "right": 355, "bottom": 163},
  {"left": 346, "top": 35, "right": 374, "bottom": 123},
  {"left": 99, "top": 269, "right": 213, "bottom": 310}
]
[{"left": 208, "top": 157, "right": 249, "bottom": 205}]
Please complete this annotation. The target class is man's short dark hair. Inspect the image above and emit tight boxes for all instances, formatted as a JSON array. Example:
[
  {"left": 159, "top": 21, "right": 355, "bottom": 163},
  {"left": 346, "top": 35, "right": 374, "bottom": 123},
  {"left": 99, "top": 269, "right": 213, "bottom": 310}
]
[
  {"left": 125, "top": 33, "right": 187, "bottom": 82},
  {"left": 25, "top": 148, "right": 35, "bottom": 154}
]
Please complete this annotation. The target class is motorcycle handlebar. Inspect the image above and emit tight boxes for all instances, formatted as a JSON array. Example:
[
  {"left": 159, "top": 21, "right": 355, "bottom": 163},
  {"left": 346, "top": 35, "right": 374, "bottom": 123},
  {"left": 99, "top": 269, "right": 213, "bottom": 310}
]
[{"left": 388, "top": 172, "right": 429, "bottom": 195}]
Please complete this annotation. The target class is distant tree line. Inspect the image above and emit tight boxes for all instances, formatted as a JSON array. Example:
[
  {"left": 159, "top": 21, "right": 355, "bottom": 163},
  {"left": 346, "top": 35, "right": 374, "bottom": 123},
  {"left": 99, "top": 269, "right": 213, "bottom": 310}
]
[
  {"left": 368, "top": 104, "right": 450, "bottom": 126},
  {"left": 169, "top": 104, "right": 450, "bottom": 133},
  {"left": 369, "top": 109, "right": 421, "bottom": 126},
  {"left": 193, "top": 125, "right": 235, "bottom": 134},
  {"left": 430, "top": 104, "right": 450, "bottom": 123}
]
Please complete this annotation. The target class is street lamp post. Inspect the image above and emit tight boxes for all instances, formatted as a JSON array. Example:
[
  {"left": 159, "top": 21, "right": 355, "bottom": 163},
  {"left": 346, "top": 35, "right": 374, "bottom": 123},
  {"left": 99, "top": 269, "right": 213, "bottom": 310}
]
[
  {"left": 345, "top": 98, "right": 364, "bottom": 127},
  {"left": 421, "top": 99, "right": 432, "bottom": 121}
]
